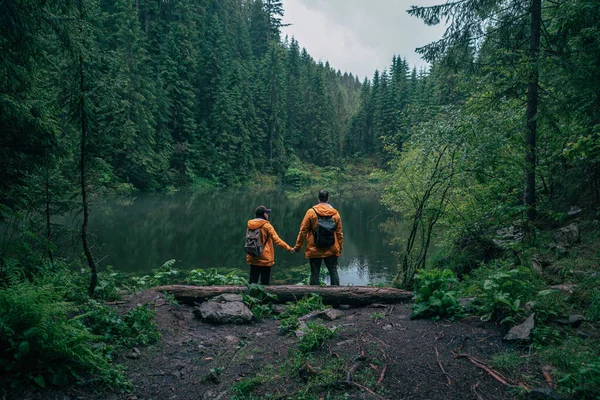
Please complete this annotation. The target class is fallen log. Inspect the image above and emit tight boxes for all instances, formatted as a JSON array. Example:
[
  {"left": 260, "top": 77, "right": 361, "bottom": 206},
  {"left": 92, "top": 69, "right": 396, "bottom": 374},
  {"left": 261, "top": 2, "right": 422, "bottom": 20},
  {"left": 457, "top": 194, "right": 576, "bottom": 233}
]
[{"left": 155, "top": 285, "right": 412, "bottom": 306}]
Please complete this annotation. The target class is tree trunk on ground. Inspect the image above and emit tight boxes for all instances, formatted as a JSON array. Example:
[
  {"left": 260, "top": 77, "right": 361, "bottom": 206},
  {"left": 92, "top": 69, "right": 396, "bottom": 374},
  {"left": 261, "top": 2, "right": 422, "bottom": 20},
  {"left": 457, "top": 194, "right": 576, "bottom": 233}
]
[{"left": 156, "top": 285, "right": 413, "bottom": 306}]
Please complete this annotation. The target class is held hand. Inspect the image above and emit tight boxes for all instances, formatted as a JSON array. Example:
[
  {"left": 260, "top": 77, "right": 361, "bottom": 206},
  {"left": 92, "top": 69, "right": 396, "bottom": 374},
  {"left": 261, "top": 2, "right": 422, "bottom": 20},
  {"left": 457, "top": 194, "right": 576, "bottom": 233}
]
[{"left": 289, "top": 248, "right": 296, "bottom": 254}]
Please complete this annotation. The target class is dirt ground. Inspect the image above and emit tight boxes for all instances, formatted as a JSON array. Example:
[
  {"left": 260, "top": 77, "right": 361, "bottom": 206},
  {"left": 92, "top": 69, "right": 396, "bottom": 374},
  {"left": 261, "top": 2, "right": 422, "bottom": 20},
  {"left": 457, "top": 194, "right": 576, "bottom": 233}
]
[{"left": 10, "top": 290, "right": 541, "bottom": 400}]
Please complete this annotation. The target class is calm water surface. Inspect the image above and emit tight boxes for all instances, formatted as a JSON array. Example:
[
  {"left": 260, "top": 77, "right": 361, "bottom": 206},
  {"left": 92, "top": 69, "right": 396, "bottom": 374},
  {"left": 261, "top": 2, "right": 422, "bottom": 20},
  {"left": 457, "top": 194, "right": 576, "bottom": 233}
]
[{"left": 90, "top": 189, "right": 409, "bottom": 285}]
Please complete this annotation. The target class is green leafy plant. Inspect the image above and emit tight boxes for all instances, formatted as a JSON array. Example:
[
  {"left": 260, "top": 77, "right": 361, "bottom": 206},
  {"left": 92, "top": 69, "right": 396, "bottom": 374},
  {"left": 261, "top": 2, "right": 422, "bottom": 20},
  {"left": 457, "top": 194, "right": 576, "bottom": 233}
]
[
  {"left": 298, "top": 322, "right": 337, "bottom": 354},
  {"left": 186, "top": 268, "right": 248, "bottom": 286},
  {"left": 542, "top": 337, "right": 600, "bottom": 399},
  {"left": 152, "top": 259, "right": 180, "bottom": 285},
  {"left": 370, "top": 312, "right": 386, "bottom": 322},
  {"left": 467, "top": 264, "right": 541, "bottom": 323},
  {"left": 0, "top": 282, "right": 128, "bottom": 388},
  {"left": 82, "top": 302, "right": 160, "bottom": 348},
  {"left": 128, "top": 259, "right": 182, "bottom": 289},
  {"left": 94, "top": 265, "right": 122, "bottom": 301},
  {"left": 242, "top": 284, "right": 279, "bottom": 319},
  {"left": 277, "top": 294, "right": 329, "bottom": 335},
  {"left": 411, "top": 268, "right": 464, "bottom": 320}
]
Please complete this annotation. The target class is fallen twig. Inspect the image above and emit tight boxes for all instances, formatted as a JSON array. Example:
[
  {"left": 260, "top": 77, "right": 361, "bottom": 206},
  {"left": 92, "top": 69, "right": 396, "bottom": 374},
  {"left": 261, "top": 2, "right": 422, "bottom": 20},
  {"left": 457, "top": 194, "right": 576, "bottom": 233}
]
[
  {"left": 471, "top": 381, "right": 484, "bottom": 400},
  {"left": 435, "top": 346, "right": 452, "bottom": 386},
  {"left": 367, "top": 332, "right": 390, "bottom": 348},
  {"left": 542, "top": 365, "right": 555, "bottom": 389},
  {"left": 477, "top": 334, "right": 494, "bottom": 342},
  {"left": 345, "top": 380, "right": 386, "bottom": 400},
  {"left": 455, "top": 353, "right": 509, "bottom": 385},
  {"left": 377, "top": 363, "right": 387, "bottom": 385}
]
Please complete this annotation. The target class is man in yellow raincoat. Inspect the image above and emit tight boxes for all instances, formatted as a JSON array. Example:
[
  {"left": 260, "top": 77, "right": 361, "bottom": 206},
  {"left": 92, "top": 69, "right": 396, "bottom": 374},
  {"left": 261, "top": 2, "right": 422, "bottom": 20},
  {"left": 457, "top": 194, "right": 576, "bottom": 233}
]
[
  {"left": 293, "top": 190, "right": 343, "bottom": 285},
  {"left": 245, "top": 205, "right": 294, "bottom": 285}
]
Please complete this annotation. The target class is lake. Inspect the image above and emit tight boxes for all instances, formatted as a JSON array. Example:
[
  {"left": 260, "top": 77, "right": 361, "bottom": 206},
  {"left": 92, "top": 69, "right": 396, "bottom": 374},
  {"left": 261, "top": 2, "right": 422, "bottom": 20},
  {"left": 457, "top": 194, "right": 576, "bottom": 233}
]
[{"left": 89, "top": 188, "right": 409, "bottom": 285}]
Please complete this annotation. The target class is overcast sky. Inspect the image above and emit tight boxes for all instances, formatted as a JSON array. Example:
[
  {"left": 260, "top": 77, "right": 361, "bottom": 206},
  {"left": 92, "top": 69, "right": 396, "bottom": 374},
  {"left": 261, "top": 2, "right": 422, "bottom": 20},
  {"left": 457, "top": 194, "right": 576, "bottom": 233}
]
[{"left": 280, "top": 0, "right": 447, "bottom": 81}]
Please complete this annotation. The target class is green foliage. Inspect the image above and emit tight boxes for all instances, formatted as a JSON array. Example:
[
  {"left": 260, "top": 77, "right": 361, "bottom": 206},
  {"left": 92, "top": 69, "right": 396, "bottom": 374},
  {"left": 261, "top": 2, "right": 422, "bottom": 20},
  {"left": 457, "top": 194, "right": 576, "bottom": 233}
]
[
  {"left": 277, "top": 294, "right": 329, "bottom": 335},
  {"left": 411, "top": 268, "right": 464, "bottom": 320},
  {"left": 0, "top": 282, "right": 128, "bottom": 388},
  {"left": 489, "top": 351, "right": 523, "bottom": 373},
  {"left": 242, "top": 284, "right": 279, "bottom": 319},
  {"left": 464, "top": 263, "right": 542, "bottom": 323},
  {"left": 370, "top": 312, "right": 386, "bottom": 322},
  {"left": 585, "top": 289, "right": 600, "bottom": 322},
  {"left": 82, "top": 302, "right": 160, "bottom": 349},
  {"left": 94, "top": 266, "right": 122, "bottom": 301},
  {"left": 284, "top": 166, "right": 311, "bottom": 188},
  {"left": 542, "top": 337, "right": 600, "bottom": 399},
  {"left": 185, "top": 268, "right": 248, "bottom": 287},
  {"left": 230, "top": 375, "right": 266, "bottom": 398},
  {"left": 298, "top": 322, "right": 337, "bottom": 354}
]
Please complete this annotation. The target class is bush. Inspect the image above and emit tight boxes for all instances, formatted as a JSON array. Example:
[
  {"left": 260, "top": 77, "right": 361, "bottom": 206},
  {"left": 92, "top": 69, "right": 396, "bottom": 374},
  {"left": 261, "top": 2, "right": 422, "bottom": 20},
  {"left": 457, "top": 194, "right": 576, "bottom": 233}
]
[
  {"left": 0, "top": 282, "right": 127, "bottom": 388},
  {"left": 463, "top": 262, "right": 542, "bottom": 323},
  {"left": 83, "top": 302, "right": 161, "bottom": 349},
  {"left": 284, "top": 166, "right": 312, "bottom": 188},
  {"left": 411, "top": 268, "right": 464, "bottom": 320}
]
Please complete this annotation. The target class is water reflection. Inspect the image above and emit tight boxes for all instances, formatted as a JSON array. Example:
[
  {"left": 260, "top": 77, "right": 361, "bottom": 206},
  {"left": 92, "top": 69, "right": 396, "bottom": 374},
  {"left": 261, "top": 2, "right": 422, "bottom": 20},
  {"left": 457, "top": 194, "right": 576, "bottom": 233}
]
[{"left": 90, "top": 188, "right": 407, "bottom": 285}]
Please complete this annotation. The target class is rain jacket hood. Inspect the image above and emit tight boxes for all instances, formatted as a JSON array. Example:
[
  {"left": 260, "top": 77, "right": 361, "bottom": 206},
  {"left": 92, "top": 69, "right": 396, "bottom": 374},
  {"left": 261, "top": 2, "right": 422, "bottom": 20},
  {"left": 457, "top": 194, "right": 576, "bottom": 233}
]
[{"left": 247, "top": 218, "right": 269, "bottom": 230}]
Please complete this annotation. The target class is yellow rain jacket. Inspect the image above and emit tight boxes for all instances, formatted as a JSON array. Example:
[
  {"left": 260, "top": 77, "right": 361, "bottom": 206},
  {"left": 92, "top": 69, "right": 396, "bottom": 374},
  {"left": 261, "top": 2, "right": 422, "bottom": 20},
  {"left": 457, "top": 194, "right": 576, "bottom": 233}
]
[
  {"left": 294, "top": 203, "right": 343, "bottom": 258},
  {"left": 245, "top": 219, "right": 292, "bottom": 267}
]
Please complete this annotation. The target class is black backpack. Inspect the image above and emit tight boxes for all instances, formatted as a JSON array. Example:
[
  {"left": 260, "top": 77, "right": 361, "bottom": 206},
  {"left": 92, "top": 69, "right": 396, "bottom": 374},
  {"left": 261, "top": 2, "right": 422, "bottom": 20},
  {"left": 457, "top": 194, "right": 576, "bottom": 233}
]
[
  {"left": 312, "top": 207, "right": 336, "bottom": 248},
  {"left": 245, "top": 226, "right": 265, "bottom": 257}
]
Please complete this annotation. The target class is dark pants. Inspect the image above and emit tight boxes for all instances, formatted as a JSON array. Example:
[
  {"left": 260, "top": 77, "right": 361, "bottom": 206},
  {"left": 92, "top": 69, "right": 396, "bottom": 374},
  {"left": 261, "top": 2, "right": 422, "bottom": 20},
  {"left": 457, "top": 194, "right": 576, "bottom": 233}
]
[
  {"left": 249, "top": 265, "right": 271, "bottom": 285},
  {"left": 309, "top": 256, "right": 340, "bottom": 286}
]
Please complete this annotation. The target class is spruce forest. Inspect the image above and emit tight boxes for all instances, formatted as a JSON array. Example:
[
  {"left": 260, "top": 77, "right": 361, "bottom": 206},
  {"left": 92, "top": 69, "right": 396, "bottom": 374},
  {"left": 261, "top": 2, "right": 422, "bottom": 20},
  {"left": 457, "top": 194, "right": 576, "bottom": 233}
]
[{"left": 1, "top": 0, "right": 600, "bottom": 399}]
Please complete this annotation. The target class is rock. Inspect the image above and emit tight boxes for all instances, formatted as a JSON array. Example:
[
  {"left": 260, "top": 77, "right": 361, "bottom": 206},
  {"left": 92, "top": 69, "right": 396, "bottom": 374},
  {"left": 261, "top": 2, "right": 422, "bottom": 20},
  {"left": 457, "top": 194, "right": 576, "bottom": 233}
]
[
  {"left": 531, "top": 255, "right": 551, "bottom": 274},
  {"left": 577, "top": 331, "right": 590, "bottom": 340},
  {"left": 211, "top": 293, "right": 244, "bottom": 303},
  {"left": 126, "top": 347, "right": 141, "bottom": 359},
  {"left": 315, "top": 308, "right": 345, "bottom": 321},
  {"left": 294, "top": 321, "right": 308, "bottom": 338},
  {"left": 547, "top": 243, "right": 568, "bottom": 254},
  {"left": 504, "top": 313, "right": 535, "bottom": 343},
  {"left": 557, "top": 314, "right": 585, "bottom": 327},
  {"left": 272, "top": 304, "right": 287, "bottom": 315},
  {"left": 527, "top": 386, "right": 564, "bottom": 400},
  {"left": 224, "top": 335, "right": 239, "bottom": 344},
  {"left": 196, "top": 300, "right": 253, "bottom": 324},
  {"left": 552, "top": 223, "right": 580, "bottom": 248},
  {"left": 549, "top": 283, "right": 577, "bottom": 295},
  {"left": 567, "top": 206, "right": 582, "bottom": 216},
  {"left": 568, "top": 314, "right": 585, "bottom": 328},
  {"left": 382, "top": 324, "right": 393, "bottom": 331},
  {"left": 493, "top": 225, "right": 524, "bottom": 246},
  {"left": 457, "top": 297, "right": 476, "bottom": 312},
  {"left": 339, "top": 304, "right": 351, "bottom": 309}
]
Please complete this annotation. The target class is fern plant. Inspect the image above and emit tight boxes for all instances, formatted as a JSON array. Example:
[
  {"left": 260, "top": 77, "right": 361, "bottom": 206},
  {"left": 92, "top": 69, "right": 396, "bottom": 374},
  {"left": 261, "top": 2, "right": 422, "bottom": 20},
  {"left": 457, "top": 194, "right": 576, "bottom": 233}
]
[{"left": 0, "top": 282, "right": 127, "bottom": 388}]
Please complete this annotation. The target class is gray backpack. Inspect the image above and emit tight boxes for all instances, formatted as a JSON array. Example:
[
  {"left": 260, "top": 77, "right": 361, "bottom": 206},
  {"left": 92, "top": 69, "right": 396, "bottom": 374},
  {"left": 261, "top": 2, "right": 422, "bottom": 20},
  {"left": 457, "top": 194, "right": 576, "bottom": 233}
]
[{"left": 245, "top": 227, "right": 265, "bottom": 257}]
